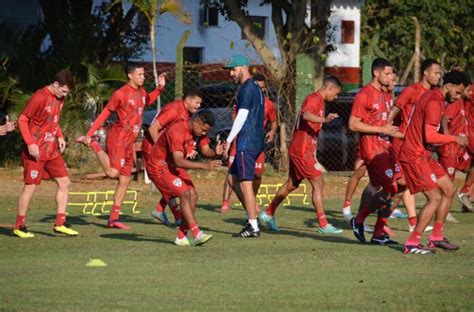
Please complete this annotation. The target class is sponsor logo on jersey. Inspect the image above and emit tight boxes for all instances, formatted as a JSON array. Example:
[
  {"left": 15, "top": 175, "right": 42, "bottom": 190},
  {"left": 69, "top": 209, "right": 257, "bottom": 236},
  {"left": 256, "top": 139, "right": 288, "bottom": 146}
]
[
  {"left": 431, "top": 173, "right": 437, "bottom": 183},
  {"left": 385, "top": 169, "right": 393, "bottom": 178},
  {"left": 173, "top": 178, "right": 183, "bottom": 187},
  {"left": 120, "top": 159, "right": 125, "bottom": 168},
  {"left": 447, "top": 167, "right": 455, "bottom": 175},
  {"left": 44, "top": 132, "right": 55, "bottom": 142}
]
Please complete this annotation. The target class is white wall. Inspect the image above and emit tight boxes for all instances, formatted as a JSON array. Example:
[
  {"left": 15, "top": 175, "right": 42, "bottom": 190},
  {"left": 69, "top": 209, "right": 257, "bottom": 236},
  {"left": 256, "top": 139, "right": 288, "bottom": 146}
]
[
  {"left": 143, "top": 0, "right": 280, "bottom": 64},
  {"left": 325, "top": 0, "right": 362, "bottom": 68}
]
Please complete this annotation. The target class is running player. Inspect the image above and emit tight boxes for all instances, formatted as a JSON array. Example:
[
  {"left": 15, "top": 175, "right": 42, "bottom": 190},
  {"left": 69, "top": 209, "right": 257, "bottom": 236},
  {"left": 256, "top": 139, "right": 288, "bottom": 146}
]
[
  {"left": 220, "top": 73, "right": 278, "bottom": 214},
  {"left": 349, "top": 58, "right": 404, "bottom": 245},
  {"left": 387, "top": 59, "right": 442, "bottom": 230},
  {"left": 146, "top": 110, "right": 223, "bottom": 246},
  {"left": 142, "top": 89, "right": 203, "bottom": 225},
  {"left": 13, "top": 69, "right": 77, "bottom": 238},
  {"left": 77, "top": 62, "right": 166, "bottom": 230},
  {"left": 401, "top": 71, "right": 470, "bottom": 254},
  {"left": 260, "top": 76, "right": 343, "bottom": 234},
  {"left": 223, "top": 55, "right": 265, "bottom": 238}
]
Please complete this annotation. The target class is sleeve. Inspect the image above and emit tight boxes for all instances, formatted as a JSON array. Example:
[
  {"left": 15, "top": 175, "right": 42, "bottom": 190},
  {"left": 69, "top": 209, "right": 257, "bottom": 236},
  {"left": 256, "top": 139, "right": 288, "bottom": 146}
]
[
  {"left": 156, "top": 107, "right": 177, "bottom": 128},
  {"left": 146, "top": 86, "right": 163, "bottom": 106},
  {"left": 199, "top": 135, "right": 211, "bottom": 147},
  {"left": 167, "top": 125, "right": 186, "bottom": 154},
  {"left": 86, "top": 90, "right": 122, "bottom": 136},
  {"left": 226, "top": 109, "right": 249, "bottom": 143},
  {"left": 18, "top": 92, "right": 43, "bottom": 145},
  {"left": 301, "top": 95, "right": 321, "bottom": 115},
  {"left": 56, "top": 126, "right": 64, "bottom": 138},
  {"left": 266, "top": 99, "right": 277, "bottom": 122},
  {"left": 350, "top": 92, "right": 368, "bottom": 119},
  {"left": 424, "top": 100, "right": 456, "bottom": 144},
  {"left": 394, "top": 87, "right": 412, "bottom": 110}
]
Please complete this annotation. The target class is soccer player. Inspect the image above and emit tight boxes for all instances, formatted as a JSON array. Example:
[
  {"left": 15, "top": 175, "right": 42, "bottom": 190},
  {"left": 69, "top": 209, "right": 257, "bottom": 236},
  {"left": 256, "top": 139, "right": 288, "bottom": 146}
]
[
  {"left": 142, "top": 88, "right": 203, "bottom": 225},
  {"left": 13, "top": 69, "right": 77, "bottom": 238},
  {"left": 77, "top": 62, "right": 166, "bottom": 230},
  {"left": 260, "top": 76, "right": 343, "bottom": 234},
  {"left": 387, "top": 58, "right": 442, "bottom": 230},
  {"left": 454, "top": 83, "right": 474, "bottom": 212},
  {"left": 223, "top": 55, "right": 265, "bottom": 237},
  {"left": 349, "top": 58, "right": 404, "bottom": 245},
  {"left": 400, "top": 71, "right": 470, "bottom": 254},
  {"left": 220, "top": 73, "right": 278, "bottom": 214},
  {"left": 146, "top": 110, "right": 223, "bottom": 246}
]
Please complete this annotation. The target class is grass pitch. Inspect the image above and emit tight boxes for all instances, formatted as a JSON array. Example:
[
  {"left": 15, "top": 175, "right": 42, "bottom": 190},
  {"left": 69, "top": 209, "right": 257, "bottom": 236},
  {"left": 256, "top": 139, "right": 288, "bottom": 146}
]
[{"left": 0, "top": 168, "right": 473, "bottom": 311}]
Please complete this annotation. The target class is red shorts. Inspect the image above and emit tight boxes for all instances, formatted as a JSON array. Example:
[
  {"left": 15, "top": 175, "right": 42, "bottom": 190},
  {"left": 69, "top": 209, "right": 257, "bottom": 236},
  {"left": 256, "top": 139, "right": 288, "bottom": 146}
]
[
  {"left": 106, "top": 130, "right": 134, "bottom": 177},
  {"left": 228, "top": 143, "right": 265, "bottom": 176},
  {"left": 147, "top": 165, "right": 194, "bottom": 201},
  {"left": 289, "top": 156, "right": 322, "bottom": 181},
  {"left": 366, "top": 153, "right": 399, "bottom": 194},
  {"left": 400, "top": 158, "right": 447, "bottom": 194},
  {"left": 439, "top": 151, "right": 472, "bottom": 180},
  {"left": 21, "top": 153, "right": 68, "bottom": 185}
]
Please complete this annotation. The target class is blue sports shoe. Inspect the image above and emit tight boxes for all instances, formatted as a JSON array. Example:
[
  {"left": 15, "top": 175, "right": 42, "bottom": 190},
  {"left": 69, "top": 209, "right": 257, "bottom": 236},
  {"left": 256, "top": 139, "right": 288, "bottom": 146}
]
[
  {"left": 151, "top": 211, "right": 170, "bottom": 225},
  {"left": 390, "top": 209, "right": 408, "bottom": 219},
  {"left": 259, "top": 211, "right": 280, "bottom": 231},
  {"left": 318, "top": 224, "right": 343, "bottom": 234}
]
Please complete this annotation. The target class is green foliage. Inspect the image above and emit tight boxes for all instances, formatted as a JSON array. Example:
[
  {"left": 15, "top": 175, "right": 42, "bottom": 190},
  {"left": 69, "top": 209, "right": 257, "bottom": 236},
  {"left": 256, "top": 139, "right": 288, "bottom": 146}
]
[{"left": 361, "top": 0, "right": 474, "bottom": 80}]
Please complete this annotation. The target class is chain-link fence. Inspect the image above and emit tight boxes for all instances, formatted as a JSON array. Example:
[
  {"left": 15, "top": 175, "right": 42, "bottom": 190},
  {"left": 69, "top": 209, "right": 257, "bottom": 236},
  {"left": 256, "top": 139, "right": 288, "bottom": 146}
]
[{"left": 138, "top": 62, "right": 359, "bottom": 172}]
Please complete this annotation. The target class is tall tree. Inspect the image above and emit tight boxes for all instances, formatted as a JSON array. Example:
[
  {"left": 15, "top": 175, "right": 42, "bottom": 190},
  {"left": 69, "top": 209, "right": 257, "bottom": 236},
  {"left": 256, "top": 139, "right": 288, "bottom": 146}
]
[
  {"left": 201, "top": 0, "right": 333, "bottom": 167},
  {"left": 361, "top": 0, "right": 474, "bottom": 82}
]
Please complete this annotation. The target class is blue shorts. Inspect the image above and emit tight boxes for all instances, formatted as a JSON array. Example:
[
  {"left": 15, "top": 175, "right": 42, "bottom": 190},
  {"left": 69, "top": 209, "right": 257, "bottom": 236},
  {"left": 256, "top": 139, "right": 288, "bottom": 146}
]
[{"left": 230, "top": 150, "right": 261, "bottom": 181}]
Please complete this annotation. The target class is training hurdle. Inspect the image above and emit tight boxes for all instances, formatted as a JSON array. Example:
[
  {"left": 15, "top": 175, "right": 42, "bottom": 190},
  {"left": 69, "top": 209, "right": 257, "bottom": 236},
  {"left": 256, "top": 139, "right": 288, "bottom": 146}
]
[
  {"left": 67, "top": 190, "right": 140, "bottom": 215},
  {"left": 234, "top": 183, "right": 310, "bottom": 207}
]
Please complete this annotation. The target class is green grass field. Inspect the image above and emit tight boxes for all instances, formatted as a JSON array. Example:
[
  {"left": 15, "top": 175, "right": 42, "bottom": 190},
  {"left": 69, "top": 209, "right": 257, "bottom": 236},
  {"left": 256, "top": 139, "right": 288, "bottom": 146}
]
[{"left": 0, "top": 168, "right": 473, "bottom": 311}]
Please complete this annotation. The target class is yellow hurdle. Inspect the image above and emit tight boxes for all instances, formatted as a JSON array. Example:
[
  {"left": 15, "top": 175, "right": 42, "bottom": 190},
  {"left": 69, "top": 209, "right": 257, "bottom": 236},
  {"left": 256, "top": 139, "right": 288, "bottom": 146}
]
[{"left": 67, "top": 190, "right": 140, "bottom": 215}]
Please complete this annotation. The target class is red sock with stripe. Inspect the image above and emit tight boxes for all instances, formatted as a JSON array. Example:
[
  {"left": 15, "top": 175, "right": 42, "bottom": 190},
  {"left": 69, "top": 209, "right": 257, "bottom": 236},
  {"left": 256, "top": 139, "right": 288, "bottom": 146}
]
[
  {"left": 55, "top": 213, "right": 66, "bottom": 226},
  {"left": 317, "top": 212, "right": 329, "bottom": 228},
  {"left": 169, "top": 203, "right": 181, "bottom": 221},
  {"left": 406, "top": 231, "right": 422, "bottom": 246},
  {"left": 177, "top": 224, "right": 188, "bottom": 239},
  {"left": 373, "top": 217, "right": 388, "bottom": 237},
  {"left": 15, "top": 215, "right": 26, "bottom": 230},
  {"left": 109, "top": 205, "right": 121, "bottom": 222},
  {"left": 408, "top": 216, "right": 417, "bottom": 227},
  {"left": 266, "top": 197, "right": 285, "bottom": 216},
  {"left": 155, "top": 198, "right": 167, "bottom": 212},
  {"left": 189, "top": 223, "right": 201, "bottom": 238},
  {"left": 342, "top": 199, "right": 352, "bottom": 208},
  {"left": 430, "top": 221, "right": 444, "bottom": 240}
]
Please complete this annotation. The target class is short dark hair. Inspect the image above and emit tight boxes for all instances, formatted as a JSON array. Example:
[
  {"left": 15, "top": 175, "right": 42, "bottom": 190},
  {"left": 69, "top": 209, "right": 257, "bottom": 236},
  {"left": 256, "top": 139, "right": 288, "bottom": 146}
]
[
  {"left": 371, "top": 57, "right": 392, "bottom": 76},
  {"left": 253, "top": 73, "right": 266, "bottom": 82},
  {"left": 322, "top": 75, "right": 342, "bottom": 89},
  {"left": 184, "top": 88, "right": 203, "bottom": 100},
  {"left": 195, "top": 109, "right": 215, "bottom": 127},
  {"left": 54, "top": 69, "right": 76, "bottom": 89},
  {"left": 124, "top": 62, "right": 143, "bottom": 76},
  {"left": 420, "top": 58, "right": 440, "bottom": 76},
  {"left": 443, "top": 71, "right": 471, "bottom": 87}
]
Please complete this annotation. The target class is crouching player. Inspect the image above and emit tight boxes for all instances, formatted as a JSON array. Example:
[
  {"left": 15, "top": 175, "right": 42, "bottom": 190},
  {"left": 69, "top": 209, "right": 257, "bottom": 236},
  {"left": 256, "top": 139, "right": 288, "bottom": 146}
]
[
  {"left": 146, "top": 110, "right": 223, "bottom": 246},
  {"left": 400, "top": 71, "right": 470, "bottom": 254},
  {"left": 13, "top": 69, "right": 77, "bottom": 238},
  {"left": 260, "top": 76, "right": 343, "bottom": 234}
]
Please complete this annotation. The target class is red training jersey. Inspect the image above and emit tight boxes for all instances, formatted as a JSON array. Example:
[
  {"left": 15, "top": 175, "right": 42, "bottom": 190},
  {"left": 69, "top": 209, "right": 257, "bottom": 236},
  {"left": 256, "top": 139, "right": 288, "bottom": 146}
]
[
  {"left": 18, "top": 87, "right": 64, "bottom": 161},
  {"left": 288, "top": 92, "right": 325, "bottom": 159},
  {"left": 87, "top": 84, "right": 162, "bottom": 144},
  {"left": 438, "top": 97, "right": 469, "bottom": 158},
  {"left": 350, "top": 84, "right": 392, "bottom": 161},
  {"left": 393, "top": 82, "right": 429, "bottom": 133},
  {"left": 149, "top": 120, "right": 196, "bottom": 168},
  {"left": 399, "top": 89, "right": 452, "bottom": 162}
]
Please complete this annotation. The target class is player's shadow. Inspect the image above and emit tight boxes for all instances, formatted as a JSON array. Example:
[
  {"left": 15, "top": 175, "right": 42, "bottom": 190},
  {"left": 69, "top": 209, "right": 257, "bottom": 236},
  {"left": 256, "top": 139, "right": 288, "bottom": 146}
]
[
  {"left": 38, "top": 214, "right": 90, "bottom": 225},
  {"left": 0, "top": 226, "right": 58, "bottom": 238},
  {"left": 93, "top": 214, "right": 159, "bottom": 226},
  {"left": 100, "top": 233, "right": 173, "bottom": 245}
]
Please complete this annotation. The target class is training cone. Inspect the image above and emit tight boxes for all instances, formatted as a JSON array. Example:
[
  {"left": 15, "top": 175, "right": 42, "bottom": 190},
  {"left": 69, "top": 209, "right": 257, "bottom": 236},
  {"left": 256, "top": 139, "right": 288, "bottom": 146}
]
[{"left": 86, "top": 259, "right": 107, "bottom": 267}]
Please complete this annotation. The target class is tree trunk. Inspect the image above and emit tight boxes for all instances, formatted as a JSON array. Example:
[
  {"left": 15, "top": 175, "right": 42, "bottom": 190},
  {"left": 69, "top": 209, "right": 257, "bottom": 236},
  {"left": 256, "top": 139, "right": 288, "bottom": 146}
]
[
  {"left": 412, "top": 16, "right": 421, "bottom": 82},
  {"left": 150, "top": 21, "right": 160, "bottom": 110}
]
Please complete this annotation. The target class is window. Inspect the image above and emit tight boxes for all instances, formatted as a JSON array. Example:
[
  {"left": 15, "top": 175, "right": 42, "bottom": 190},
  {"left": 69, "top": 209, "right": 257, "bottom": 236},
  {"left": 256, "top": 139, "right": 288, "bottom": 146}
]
[
  {"left": 241, "top": 16, "right": 266, "bottom": 40},
  {"left": 200, "top": 7, "right": 219, "bottom": 27},
  {"left": 183, "top": 47, "right": 203, "bottom": 64},
  {"left": 341, "top": 20, "right": 355, "bottom": 44}
]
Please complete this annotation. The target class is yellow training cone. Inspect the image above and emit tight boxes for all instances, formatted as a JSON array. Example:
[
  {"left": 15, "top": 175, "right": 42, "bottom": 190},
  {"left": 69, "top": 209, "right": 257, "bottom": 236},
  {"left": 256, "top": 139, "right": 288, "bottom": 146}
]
[{"left": 86, "top": 259, "right": 107, "bottom": 267}]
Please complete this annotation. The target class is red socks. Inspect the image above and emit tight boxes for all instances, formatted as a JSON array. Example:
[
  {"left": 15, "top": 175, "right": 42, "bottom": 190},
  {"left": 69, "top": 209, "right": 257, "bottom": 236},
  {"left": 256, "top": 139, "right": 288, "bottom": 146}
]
[
  {"left": 189, "top": 223, "right": 201, "bottom": 238},
  {"left": 460, "top": 184, "right": 470, "bottom": 195},
  {"left": 406, "top": 231, "right": 422, "bottom": 246},
  {"left": 317, "top": 212, "right": 329, "bottom": 228},
  {"left": 266, "top": 199, "right": 282, "bottom": 216},
  {"left": 430, "top": 221, "right": 444, "bottom": 240},
  {"left": 355, "top": 206, "right": 373, "bottom": 224},
  {"left": 55, "top": 213, "right": 66, "bottom": 226},
  {"left": 169, "top": 203, "right": 181, "bottom": 221},
  {"left": 15, "top": 215, "right": 26, "bottom": 230},
  {"left": 155, "top": 198, "right": 167, "bottom": 213},
  {"left": 177, "top": 224, "right": 188, "bottom": 239},
  {"left": 342, "top": 199, "right": 352, "bottom": 208},
  {"left": 109, "top": 205, "right": 121, "bottom": 222},
  {"left": 222, "top": 200, "right": 229, "bottom": 207},
  {"left": 408, "top": 216, "right": 417, "bottom": 227}
]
